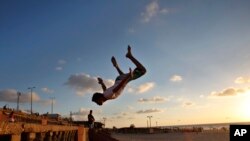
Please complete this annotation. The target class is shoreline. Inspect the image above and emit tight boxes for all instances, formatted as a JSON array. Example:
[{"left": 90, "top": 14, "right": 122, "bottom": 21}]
[{"left": 111, "top": 131, "right": 229, "bottom": 141}]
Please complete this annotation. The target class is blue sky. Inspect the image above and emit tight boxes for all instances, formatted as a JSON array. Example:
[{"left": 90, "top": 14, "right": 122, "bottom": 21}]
[{"left": 1, "top": 0, "right": 250, "bottom": 128}]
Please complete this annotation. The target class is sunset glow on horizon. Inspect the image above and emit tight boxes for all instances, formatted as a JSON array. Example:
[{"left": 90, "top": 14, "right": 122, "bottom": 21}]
[{"left": 1, "top": 0, "right": 250, "bottom": 128}]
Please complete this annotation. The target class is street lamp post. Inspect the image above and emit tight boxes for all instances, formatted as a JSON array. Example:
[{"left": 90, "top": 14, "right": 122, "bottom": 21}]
[
  {"left": 50, "top": 97, "right": 55, "bottom": 114},
  {"left": 28, "top": 86, "right": 35, "bottom": 114},
  {"left": 147, "top": 119, "right": 148, "bottom": 128},
  {"left": 17, "top": 92, "right": 21, "bottom": 111},
  {"left": 147, "top": 116, "right": 153, "bottom": 128}
]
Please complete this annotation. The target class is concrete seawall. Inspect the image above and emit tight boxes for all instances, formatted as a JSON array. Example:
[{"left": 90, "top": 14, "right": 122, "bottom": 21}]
[
  {"left": 1, "top": 109, "right": 119, "bottom": 141},
  {"left": 0, "top": 122, "right": 88, "bottom": 141},
  {"left": 0, "top": 108, "right": 90, "bottom": 141}
]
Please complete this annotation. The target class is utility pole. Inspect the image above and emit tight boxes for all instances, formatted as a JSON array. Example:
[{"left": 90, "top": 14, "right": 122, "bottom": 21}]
[
  {"left": 28, "top": 87, "right": 35, "bottom": 114},
  {"left": 147, "top": 119, "right": 149, "bottom": 128},
  {"left": 50, "top": 97, "right": 55, "bottom": 114},
  {"left": 17, "top": 92, "right": 21, "bottom": 111},
  {"left": 103, "top": 117, "right": 106, "bottom": 128},
  {"left": 147, "top": 116, "right": 153, "bottom": 128},
  {"left": 70, "top": 111, "right": 73, "bottom": 122}
]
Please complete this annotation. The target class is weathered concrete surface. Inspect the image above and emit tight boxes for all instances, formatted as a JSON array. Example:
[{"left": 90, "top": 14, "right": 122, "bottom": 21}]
[
  {"left": 1, "top": 122, "right": 89, "bottom": 141},
  {"left": 0, "top": 122, "right": 121, "bottom": 141},
  {"left": 0, "top": 122, "right": 78, "bottom": 135},
  {"left": 10, "top": 134, "right": 21, "bottom": 141},
  {"left": 78, "top": 126, "right": 89, "bottom": 141},
  {"left": 1, "top": 109, "right": 116, "bottom": 141},
  {"left": 89, "top": 129, "right": 119, "bottom": 141}
]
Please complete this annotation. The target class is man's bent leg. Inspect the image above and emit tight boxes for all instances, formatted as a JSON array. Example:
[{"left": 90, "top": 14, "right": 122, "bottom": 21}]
[{"left": 126, "top": 45, "right": 146, "bottom": 76}]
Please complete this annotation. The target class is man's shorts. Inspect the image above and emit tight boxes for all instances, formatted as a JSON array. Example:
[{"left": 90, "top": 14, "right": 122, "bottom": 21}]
[
  {"left": 115, "top": 67, "right": 145, "bottom": 81},
  {"left": 131, "top": 68, "right": 145, "bottom": 80}
]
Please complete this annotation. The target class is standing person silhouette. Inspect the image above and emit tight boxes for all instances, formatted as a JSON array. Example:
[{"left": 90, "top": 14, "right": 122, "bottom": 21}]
[
  {"left": 92, "top": 45, "right": 146, "bottom": 106},
  {"left": 88, "top": 110, "right": 95, "bottom": 128}
]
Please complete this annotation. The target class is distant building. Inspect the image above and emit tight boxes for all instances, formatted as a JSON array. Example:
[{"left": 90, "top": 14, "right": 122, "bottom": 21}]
[{"left": 45, "top": 113, "right": 61, "bottom": 120}]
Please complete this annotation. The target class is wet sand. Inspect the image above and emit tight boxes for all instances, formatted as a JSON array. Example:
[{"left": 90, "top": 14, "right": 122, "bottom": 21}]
[{"left": 112, "top": 132, "right": 229, "bottom": 141}]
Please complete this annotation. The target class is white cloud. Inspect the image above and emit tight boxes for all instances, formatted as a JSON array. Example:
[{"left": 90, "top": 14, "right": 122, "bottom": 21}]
[
  {"left": 210, "top": 87, "right": 245, "bottom": 97},
  {"left": 182, "top": 101, "right": 195, "bottom": 107},
  {"left": 138, "top": 96, "right": 169, "bottom": 103},
  {"left": 0, "top": 89, "right": 50, "bottom": 105},
  {"left": 141, "top": 1, "right": 159, "bottom": 22},
  {"left": 41, "top": 87, "right": 54, "bottom": 94},
  {"left": 170, "top": 75, "right": 183, "bottom": 82},
  {"left": 136, "top": 108, "right": 163, "bottom": 114},
  {"left": 38, "top": 99, "right": 52, "bottom": 106},
  {"left": 234, "top": 76, "right": 250, "bottom": 84},
  {"left": 175, "top": 97, "right": 196, "bottom": 108},
  {"left": 127, "top": 106, "right": 134, "bottom": 110},
  {"left": 141, "top": 0, "right": 169, "bottom": 23},
  {"left": 128, "top": 82, "right": 155, "bottom": 94},
  {"left": 58, "top": 59, "right": 67, "bottom": 65},
  {"left": 65, "top": 73, "right": 114, "bottom": 96},
  {"left": 160, "top": 8, "right": 169, "bottom": 14},
  {"left": 55, "top": 59, "right": 66, "bottom": 71},
  {"left": 72, "top": 108, "right": 91, "bottom": 116},
  {"left": 55, "top": 66, "right": 63, "bottom": 71},
  {"left": 199, "top": 95, "right": 205, "bottom": 98},
  {"left": 0, "top": 89, "right": 20, "bottom": 103},
  {"left": 71, "top": 108, "right": 102, "bottom": 121},
  {"left": 111, "top": 111, "right": 136, "bottom": 120}
]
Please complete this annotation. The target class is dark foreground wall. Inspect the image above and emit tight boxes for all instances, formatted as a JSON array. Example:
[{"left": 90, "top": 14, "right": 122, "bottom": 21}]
[
  {"left": 0, "top": 122, "right": 89, "bottom": 141},
  {"left": 89, "top": 129, "right": 118, "bottom": 141}
]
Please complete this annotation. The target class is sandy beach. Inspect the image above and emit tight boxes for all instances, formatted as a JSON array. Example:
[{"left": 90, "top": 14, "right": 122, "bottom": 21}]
[{"left": 112, "top": 131, "right": 229, "bottom": 141}]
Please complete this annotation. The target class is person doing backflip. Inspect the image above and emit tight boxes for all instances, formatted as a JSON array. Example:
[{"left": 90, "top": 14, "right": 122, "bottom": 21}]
[{"left": 92, "top": 45, "right": 146, "bottom": 106}]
